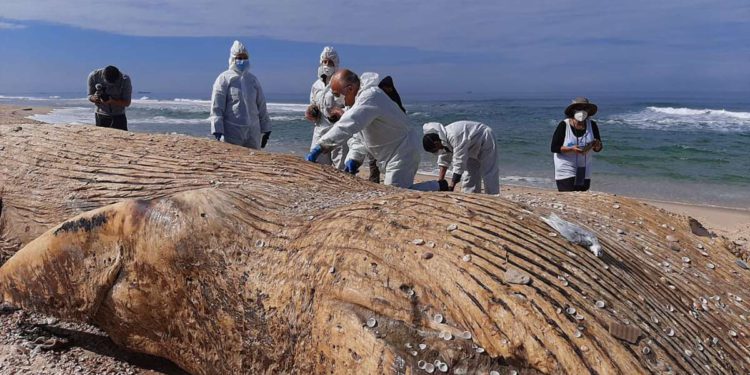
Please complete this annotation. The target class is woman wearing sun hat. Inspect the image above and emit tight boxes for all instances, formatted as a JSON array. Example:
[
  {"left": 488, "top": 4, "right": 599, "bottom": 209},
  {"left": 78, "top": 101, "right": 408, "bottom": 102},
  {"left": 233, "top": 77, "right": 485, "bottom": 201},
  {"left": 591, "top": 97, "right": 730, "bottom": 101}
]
[{"left": 550, "top": 97, "right": 604, "bottom": 192}]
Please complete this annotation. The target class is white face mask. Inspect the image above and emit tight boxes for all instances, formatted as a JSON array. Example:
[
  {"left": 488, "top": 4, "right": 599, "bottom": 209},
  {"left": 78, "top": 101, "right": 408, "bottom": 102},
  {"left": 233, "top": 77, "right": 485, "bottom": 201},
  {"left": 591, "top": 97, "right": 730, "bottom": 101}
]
[
  {"left": 318, "top": 65, "right": 335, "bottom": 80},
  {"left": 574, "top": 110, "right": 588, "bottom": 122}
]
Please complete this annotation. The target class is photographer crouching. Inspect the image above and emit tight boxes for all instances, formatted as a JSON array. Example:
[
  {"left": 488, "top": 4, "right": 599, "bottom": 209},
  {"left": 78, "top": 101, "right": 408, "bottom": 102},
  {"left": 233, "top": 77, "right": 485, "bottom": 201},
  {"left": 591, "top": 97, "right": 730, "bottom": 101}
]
[{"left": 87, "top": 65, "right": 132, "bottom": 131}]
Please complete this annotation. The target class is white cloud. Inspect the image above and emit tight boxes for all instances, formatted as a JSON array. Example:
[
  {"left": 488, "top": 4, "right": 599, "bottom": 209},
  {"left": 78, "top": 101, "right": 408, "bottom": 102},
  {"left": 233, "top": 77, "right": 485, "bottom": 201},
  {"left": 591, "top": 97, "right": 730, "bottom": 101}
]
[
  {"left": 2, "top": 0, "right": 748, "bottom": 52},
  {"left": 0, "top": 21, "right": 26, "bottom": 30},
  {"left": 2, "top": 0, "right": 748, "bottom": 93}
]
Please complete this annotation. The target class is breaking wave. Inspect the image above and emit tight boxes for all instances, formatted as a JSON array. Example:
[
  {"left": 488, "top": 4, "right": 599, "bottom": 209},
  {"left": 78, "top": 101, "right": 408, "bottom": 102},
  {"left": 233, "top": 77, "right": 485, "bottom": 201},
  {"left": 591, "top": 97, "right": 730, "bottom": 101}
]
[
  {"left": 647, "top": 106, "right": 750, "bottom": 120},
  {"left": 606, "top": 106, "right": 750, "bottom": 133}
]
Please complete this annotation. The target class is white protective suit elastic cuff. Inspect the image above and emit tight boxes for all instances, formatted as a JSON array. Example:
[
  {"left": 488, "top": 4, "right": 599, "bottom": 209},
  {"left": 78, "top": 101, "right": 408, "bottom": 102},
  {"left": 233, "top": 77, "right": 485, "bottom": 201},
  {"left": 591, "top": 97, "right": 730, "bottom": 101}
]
[{"left": 211, "top": 121, "right": 225, "bottom": 135}]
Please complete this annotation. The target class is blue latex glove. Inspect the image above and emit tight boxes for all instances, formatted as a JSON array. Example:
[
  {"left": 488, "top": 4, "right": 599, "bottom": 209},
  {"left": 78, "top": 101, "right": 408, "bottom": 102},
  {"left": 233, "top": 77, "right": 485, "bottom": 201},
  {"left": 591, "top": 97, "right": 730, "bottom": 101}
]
[
  {"left": 306, "top": 145, "right": 323, "bottom": 162},
  {"left": 344, "top": 159, "right": 361, "bottom": 174},
  {"left": 213, "top": 132, "right": 223, "bottom": 141}
]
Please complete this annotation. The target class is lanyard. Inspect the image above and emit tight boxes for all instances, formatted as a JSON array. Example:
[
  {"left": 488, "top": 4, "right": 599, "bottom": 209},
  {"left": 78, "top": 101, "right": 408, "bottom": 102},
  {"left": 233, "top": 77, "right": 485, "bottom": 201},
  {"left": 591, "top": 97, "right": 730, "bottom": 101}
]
[{"left": 573, "top": 122, "right": 589, "bottom": 168}]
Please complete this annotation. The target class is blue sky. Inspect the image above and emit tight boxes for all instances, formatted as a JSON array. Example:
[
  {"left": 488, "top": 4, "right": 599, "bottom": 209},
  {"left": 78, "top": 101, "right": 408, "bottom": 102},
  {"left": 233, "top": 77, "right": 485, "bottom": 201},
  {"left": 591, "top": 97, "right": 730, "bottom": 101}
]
[{"left": 1, "top": 1, "right": 748, "bottom": 100}]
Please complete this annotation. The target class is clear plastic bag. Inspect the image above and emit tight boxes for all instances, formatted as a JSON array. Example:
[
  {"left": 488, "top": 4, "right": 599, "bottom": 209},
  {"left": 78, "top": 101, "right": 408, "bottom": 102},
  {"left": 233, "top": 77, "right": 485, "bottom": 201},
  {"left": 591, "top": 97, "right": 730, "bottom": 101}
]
[{"left": 541, "top": 213, "right": 603, "bottom": 257}]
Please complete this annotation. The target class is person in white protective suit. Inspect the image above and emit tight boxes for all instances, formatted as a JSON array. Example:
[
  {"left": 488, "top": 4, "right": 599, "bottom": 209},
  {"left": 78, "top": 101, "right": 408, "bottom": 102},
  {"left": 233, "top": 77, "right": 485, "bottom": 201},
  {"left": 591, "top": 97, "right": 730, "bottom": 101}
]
[
  {"left": 306, "top": 69, "right": 420, "bottom": 188},
  {"left": 304, "top": 46, "right": 348, "bottom": 169},
  {"left": 422, "top": 121, "right": 500, "bottom": 194},
  {"left": 209, "top": 40, "right": 271, "bottom": 149}
]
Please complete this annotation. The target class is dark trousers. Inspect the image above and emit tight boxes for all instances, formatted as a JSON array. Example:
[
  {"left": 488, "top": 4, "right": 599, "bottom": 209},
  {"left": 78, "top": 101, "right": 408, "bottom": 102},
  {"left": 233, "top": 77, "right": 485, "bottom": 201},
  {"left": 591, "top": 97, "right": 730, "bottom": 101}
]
[
  {"left": 95, "top": 113, "right": 128, "bottom": 131},
  {"left": 556, "top": 177, "right": 591, "bottom": 192},
  {"left": 368, "top": 158, "right": 380, "bottom": 184}
]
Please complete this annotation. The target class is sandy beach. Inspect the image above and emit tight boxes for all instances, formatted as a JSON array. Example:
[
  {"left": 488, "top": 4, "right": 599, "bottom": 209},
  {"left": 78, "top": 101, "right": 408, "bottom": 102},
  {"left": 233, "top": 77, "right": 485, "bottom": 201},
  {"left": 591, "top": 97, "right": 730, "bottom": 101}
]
[
  {"left": 0, "top": 105, "right": 50, "bottom": 125},
  {"left": 1, "top": 104, "right": 749, "bottom": 374},
  {"left": 643, "top": 199, "right": 750, "bottom": 240}
]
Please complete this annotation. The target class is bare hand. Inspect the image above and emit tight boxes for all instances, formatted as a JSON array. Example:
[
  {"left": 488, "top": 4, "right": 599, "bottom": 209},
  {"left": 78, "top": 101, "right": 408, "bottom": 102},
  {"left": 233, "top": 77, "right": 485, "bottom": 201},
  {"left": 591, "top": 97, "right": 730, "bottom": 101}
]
[
  {"left": 592, "top": 139, "right": 603, "bottom": 152},
  {"left": 327, "top": 107, "right": 344, "bottom": 119},
  {"left": 562, "top": 145, "right": 584, "bottom": 154}
]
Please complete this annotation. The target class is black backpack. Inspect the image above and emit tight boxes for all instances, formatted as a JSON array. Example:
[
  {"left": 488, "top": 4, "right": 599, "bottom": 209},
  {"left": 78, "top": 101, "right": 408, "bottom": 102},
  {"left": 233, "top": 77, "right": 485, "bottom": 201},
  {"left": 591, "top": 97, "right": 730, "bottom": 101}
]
[{"left": 378, "top": 76, "right": 406, "bottom": 113}]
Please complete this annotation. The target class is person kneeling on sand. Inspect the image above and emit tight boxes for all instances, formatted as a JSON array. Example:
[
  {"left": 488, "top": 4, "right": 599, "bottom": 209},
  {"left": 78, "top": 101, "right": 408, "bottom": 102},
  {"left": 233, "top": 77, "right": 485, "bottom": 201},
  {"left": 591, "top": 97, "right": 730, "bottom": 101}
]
[
  {"left": 306, "top": 70, "right": 420, "bottom": 188},
  {"left": 550, "top": 97, "right": 603, "bottom": 192},
  {"left": 422, "top": 121, "right": 500, "bottom": 194}
]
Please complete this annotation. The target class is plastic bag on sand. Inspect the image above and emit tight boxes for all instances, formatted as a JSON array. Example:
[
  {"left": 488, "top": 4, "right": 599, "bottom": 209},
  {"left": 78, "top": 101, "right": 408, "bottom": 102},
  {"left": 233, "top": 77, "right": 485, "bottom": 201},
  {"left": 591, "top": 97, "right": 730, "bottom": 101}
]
[{"left": 541, "top": 213, "right": 603, "bottom": 257}]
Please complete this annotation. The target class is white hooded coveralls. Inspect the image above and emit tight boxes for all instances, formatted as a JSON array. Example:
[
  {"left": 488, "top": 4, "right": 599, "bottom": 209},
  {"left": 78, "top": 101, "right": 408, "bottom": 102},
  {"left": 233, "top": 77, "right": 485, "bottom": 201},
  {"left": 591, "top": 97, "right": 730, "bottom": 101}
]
[
  {"left": 423, "top": 121, "right": 500, "bottom": 194},
  {"left": 317, "top": 73, "right": 420, "bottom": 188},
  {"left": 309, "top": 46, "right": 347, "bottom": 169},
  {"left": 210, "top": 40, "right": 271, "bottom": 149}
]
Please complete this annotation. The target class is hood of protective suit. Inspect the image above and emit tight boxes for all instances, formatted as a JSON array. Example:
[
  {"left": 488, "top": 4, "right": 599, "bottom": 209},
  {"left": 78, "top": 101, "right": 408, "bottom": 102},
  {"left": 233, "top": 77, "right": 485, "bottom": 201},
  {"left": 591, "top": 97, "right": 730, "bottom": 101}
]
[
  {"left": 357, "top": 72, "right": 381, "bottom": 100},
  {"left": 423, "top": 122, "right": 448, "bottom": 144},
  {"left": 228, "top": 40, "right": 250, "bottom": 70},
  {"left": 320, "top": 46, "right": 340, "bottom": 67}
]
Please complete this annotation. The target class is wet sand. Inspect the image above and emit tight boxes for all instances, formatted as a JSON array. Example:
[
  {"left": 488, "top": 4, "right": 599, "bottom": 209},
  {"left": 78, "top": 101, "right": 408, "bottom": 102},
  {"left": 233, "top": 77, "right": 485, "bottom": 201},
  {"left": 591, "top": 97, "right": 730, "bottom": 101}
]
[
  {"left": 645, "top": 199, "right": 749, "bottom": 238},
  {"left": 0, "top": 104, "right": 50, "bottom": 125}
]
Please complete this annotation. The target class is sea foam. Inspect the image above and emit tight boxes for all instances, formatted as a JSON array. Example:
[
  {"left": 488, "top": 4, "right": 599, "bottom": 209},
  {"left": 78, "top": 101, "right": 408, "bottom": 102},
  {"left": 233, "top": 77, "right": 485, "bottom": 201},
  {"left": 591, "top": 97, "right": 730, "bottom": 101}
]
[
  {"left": 647, "top": 106, "right": 750, "bottom": 120},
  {"left": 30, "top": 107, "right": 93, "bottom": 125},
  {"left": 606, "top": 106, "right": 750, "bottom": 133},
  {"left": 28, "top": 99, "right": 308, "bottom": 126}
]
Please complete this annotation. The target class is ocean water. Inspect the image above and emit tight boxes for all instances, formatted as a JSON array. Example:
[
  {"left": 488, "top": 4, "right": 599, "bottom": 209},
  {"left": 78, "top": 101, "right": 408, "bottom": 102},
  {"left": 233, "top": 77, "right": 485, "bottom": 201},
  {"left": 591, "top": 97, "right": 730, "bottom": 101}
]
[{"left": 1, "top": 93, "right": 748, "bottom": 207}]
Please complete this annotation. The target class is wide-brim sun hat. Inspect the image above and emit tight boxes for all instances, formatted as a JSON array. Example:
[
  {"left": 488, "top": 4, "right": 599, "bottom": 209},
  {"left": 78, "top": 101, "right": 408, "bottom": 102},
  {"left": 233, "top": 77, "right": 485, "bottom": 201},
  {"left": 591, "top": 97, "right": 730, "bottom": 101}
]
[{"left": 564, "top": 97, "right": 598, "bottom": 118}]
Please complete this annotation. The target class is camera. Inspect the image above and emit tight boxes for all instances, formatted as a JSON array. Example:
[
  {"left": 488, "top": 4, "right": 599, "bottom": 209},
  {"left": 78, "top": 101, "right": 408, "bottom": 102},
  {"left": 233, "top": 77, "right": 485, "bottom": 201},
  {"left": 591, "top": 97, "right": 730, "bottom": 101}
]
[
  {"left": 309, "top": 105, "right": 321, "bottom": 119},
  {"left": 94, "top": 84, "right": 110, "bottom": 102}
]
